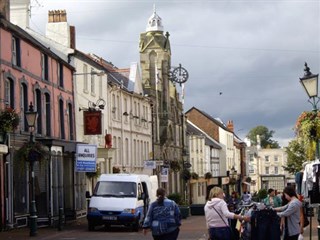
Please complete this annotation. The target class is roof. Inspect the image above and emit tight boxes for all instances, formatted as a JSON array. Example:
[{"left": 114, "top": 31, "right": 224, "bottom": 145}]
[{"left": 186, "top": 120, "right": 222, "bottom": 149}]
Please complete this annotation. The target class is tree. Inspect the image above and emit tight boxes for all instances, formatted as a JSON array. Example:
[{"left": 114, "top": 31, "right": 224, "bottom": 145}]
[
  {"left": 246, "top": 125, "right": 280, "bottom": 148},
  {"left": 284, "top": 139, "right": 307, "bottom": 174}
]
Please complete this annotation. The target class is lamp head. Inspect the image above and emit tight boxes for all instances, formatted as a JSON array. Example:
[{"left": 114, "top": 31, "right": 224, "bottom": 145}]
[{"left": 300, "top": 62, "right": 319, "bottom": 98}]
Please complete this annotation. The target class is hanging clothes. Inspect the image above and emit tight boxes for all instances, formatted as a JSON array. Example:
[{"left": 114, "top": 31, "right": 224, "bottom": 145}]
[{"left": 250, "top": 209, "right": 281, "bottom": 240}]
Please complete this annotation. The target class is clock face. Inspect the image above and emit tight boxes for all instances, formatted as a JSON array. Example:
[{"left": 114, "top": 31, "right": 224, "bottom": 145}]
[{"left": 172, "top": 65, "right": 189, "bottom": 84}]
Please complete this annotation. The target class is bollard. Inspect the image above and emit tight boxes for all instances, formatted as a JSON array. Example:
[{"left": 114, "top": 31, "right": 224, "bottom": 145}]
[{"left": 58, "top": 207, "right": 64, "bottom": 231}]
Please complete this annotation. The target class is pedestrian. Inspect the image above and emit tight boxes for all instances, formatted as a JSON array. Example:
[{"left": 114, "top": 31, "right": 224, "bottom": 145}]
[
  {"left": 204, "top": 187, "right": 250, "bottom": 240},
  {"left": 263, "top": 188, "right": 282, "bottom": 207},
  {"left": 227, "top": 191, "right": 240, "bottom": 212},
  {"left": 274, "top": 186, "right": 302, "bottom": 240},
  {"left": 142, "top": 188, "right": 181, "bottom": 240}
]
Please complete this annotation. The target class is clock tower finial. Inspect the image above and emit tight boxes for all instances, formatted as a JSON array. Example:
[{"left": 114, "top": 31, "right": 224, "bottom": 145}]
[{"left": 146, "top": 5, "right": 164, "bottom": 32}]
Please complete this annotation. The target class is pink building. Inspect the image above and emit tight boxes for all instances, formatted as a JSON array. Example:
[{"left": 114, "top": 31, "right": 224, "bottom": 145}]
[{"left": 0, "top": 8, "right": 77, "bottom": 229}]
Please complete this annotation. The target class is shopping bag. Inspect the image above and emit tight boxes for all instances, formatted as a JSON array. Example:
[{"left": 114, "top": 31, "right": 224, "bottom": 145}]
[{"left": 298, "top": 233, "right": 304, "bottom": 240}]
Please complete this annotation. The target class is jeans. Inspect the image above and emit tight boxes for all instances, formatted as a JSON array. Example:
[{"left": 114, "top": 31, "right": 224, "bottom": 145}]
[{"left": 208, "top": 226, "right": 231, "bottom": 240}]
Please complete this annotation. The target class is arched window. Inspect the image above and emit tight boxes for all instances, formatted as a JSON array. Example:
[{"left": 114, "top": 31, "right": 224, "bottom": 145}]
[
  {"left": 45, "top": 93, "right": 51, "bottom": 136},
  {"left": 20, "top": 82, "right": 28, "bottom": 131},
  {"left": 59, "top": 99, "right": 65, "bottom": 139},
  {"left": 35, "top": 89, "right": 42, "bottom": 134},
  {"left": 68, "top": 103, "right": 74, "bottom": 140},
  {"left": 5, "top": 77, "right": 14, "bottom": 108}
]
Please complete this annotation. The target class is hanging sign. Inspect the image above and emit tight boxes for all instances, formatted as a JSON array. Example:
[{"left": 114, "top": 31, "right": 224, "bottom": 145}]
[
  {"left": 76, "top": 144, "right": 97, "bottom": 172},
  {"left": 84, "top": 111, "right": 102, "bottom": 135},
  {"left": 160, "top": 166, "right": 169, "bottom": 183}
]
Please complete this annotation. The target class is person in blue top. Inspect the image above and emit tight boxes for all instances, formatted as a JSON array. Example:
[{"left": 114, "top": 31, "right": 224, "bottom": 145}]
[
  {"left": 263, "top": 188, "right": 282, "bottom": 207},
  {"left": 143, "top": 188, "right": 181, "bottom": 240}
]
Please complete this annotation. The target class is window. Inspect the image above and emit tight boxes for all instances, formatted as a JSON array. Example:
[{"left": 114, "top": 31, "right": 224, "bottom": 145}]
[
  {"left": 45, "top": 93, "right": 51, "bottom": 137},
  {"left": 58, "top": 62, "right": 64, "bottom": 88},
  {"left": 249, "top": 165, "right": 254, "bottom": 174},
  {"left": 5, "top": 78, "right": 14, "bottom": 108},
  {"left": 90, "top": 68, "right": 95, "bottom": 94},
  {"left": 20, "top": 82, "right": 28, "bottom": 132},
  {"left": 274, "top": 156, "right": 279, "bottom": 162},
  {"left": 68, "top": 103, "right": 74, "bottom": 140},
  {"left": 274, "top": 166, "right": 278, "bottom": 174},
  {"left": 99, "top": 75, "right": 103, "bottom": 98},
  {"left": 249, "top": 154, "right": 254, "bottom": 162},
  {"left": 41, "top": 53, "right": 49, "bottom": 81},
  {"left": 265, "top": 155, "right": 269, "bottom": 162},
  {"left": 35, "top": 89, "right": 42, "bottom": 134},
  {"left": 12, "top": 36, "right": 21, "bottom": 67},
  {"left": 59, "top": 99, "right": 65, "bottom": 139},
  {"left": 265, "top": 167, "right": 269, "bottom": 174},
  {"left": 83, "top": 64, "right": 88, "bottom": 92}
]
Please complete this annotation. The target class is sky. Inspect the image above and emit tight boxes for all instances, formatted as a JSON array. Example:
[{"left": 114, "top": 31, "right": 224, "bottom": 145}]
[{"left": 28, "top": 0, "right": 320, "bottom": 147}]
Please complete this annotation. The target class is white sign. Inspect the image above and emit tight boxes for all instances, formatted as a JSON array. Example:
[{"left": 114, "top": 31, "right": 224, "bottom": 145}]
[
  {"left": 144, "top": 160, "right": 156, "bottom": 169},
  {"left": 160, "top": 166, "right": 169, "bottom": 183},
  {"left": 76, "top": 144, "right": 97, "bottom": 172}
]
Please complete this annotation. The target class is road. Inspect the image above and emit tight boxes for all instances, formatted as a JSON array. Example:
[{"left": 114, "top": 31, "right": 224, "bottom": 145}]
[
  {"left": 1, "top": 214, "right": 319, "bottom": 239},
  {"left": 0, "top": 215, "right": 209, "bottom": 240}
]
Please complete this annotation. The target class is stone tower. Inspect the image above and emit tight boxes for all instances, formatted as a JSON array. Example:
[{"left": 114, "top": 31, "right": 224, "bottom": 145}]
[{"left": 139, "top": 7, "right": 184, "bottom": 192}]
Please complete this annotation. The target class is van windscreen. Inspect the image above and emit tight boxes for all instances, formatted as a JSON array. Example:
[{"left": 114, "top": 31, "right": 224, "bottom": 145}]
[{"left": 93, "top": 181, "right": 137, "bottom": 198}]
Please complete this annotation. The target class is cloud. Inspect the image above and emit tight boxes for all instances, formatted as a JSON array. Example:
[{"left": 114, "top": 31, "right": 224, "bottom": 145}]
[{"left": 30, "top": 0, "right": 320, "bottom": 147}]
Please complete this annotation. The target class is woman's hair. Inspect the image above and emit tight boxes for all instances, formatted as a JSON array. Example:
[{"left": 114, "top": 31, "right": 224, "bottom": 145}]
[
  {"left": 283, "top": 186, "right": 297, "bottom": 198},
  {"left": 208, "top": 187, "right": 223, "bottom": 199},
  {"left": 156, "top": 187, "right": 166, "bottom": 203}
]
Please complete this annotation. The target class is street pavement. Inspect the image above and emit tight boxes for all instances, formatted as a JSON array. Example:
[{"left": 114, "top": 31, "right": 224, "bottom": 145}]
[{"left": 0, "top": 215, "right": 319, "bottom": 239}]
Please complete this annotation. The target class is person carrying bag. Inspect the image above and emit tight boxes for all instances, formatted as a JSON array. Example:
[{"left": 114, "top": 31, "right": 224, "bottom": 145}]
[{"left": 204, "top": 187, "right": 250, "bottom": 240}]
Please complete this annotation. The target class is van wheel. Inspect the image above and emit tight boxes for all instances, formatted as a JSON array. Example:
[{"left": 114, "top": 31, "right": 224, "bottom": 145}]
[{"left": 88, "top": 222, "right": 95, "bottom": 231}]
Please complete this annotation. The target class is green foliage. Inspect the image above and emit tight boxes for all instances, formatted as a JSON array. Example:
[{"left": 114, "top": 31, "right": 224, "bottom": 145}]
[
  {"left": 258, "top": 189, "right": 268, "bottom": 201},
  {"left": 246, "top": 125, "right": 280, "bottom": 148},
  {"left": 204, "top": 172, "right": 212, "bottom": 179},
  {"left": 284, "top": 139, "right": 307, "bottom": 174},
  {"left": 170, "top": 160, "right": 181, "bottom": 172},
  {"left": 295, "top": 111, "right": 320, "bottom": 160},
  {"left": 191, "top": 172, "right": 199, "bottom": 179},
  {"left": 86, "top": 165, "right": 101, "bottom": 178},
  {"left": 182, "top": 169, "right": 191, "bottom": 181},
  {"left": 15, "top": 141, "right": 49, "bottom": 162},
  {"left": 0, "top": 107, "right": 20, "bottom": 132},
  {"left": 167, "top": 193, "right": 183, "bottom": 205}
]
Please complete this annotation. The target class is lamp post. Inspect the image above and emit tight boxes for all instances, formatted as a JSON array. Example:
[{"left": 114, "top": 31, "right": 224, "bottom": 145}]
[
  {"left": 25, "top": 102, "right": 38, "bottom": 236},
  {"left": 299, "top": 62, "right": 320, "bottom": 240}
]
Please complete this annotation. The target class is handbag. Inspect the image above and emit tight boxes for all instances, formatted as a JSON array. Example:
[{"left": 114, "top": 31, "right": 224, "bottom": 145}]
[{"left": 210, "top": 205, "right": 237, "bottom": 240}]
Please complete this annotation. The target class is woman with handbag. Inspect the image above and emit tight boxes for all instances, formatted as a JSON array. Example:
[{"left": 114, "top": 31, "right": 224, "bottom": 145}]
[{"left": 204, "top": 187, "right": 250, "bottom": 240}]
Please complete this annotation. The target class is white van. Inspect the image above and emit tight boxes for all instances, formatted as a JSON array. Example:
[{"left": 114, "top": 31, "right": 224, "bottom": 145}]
[{"left": 86, "top": 174, "right": 158, "bottom": 231}]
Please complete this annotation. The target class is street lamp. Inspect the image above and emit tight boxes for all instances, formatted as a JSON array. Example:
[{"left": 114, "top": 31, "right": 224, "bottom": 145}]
[
  {"left": 25, "top": 102, "right": 38, "bottom": 236},
  {"left": 299, "top": 63, "right": 320, "bottom": 240},
  {"left": 300, "top": 62, "right": 319, "bottom": 112}
]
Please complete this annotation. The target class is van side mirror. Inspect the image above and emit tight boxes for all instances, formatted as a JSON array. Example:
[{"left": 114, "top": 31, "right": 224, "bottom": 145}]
[
  {"left": 139, "top": 192, "right": 146, "bottom": 200},
  {"left": 86, "top": 191, "right": 91, "bottom": 198}
]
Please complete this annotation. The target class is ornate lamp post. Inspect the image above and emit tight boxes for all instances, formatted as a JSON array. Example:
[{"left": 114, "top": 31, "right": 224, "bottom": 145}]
[
  {"left": 25, "top": 102, "right": 38, "bottom": 236},
  {"left": 299, "top": 62, "right": 319, "bottom": 240},
  {"left": 300, "top": 62, "right": 319, "bottom": 113}
]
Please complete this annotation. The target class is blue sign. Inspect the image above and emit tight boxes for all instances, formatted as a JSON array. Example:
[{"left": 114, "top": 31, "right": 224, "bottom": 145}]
[{"left": 76, "top": 144, "right": 97, "bottom": 172}]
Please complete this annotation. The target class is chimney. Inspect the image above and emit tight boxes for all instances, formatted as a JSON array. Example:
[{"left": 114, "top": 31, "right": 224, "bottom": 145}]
[
  {"left": 0, "top": 0, "right": 10, "bottom": 21},
  {"left": 46, "top": 10, "right": 75, "bottom": 48},
  {"left": 227, "top": 120, "right": 234, "bottom": 132}
]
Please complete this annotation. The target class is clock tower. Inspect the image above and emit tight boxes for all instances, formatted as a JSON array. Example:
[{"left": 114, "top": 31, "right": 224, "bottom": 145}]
[{"left": 139, "top": 7, "right": 185, "bottom": 192}]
